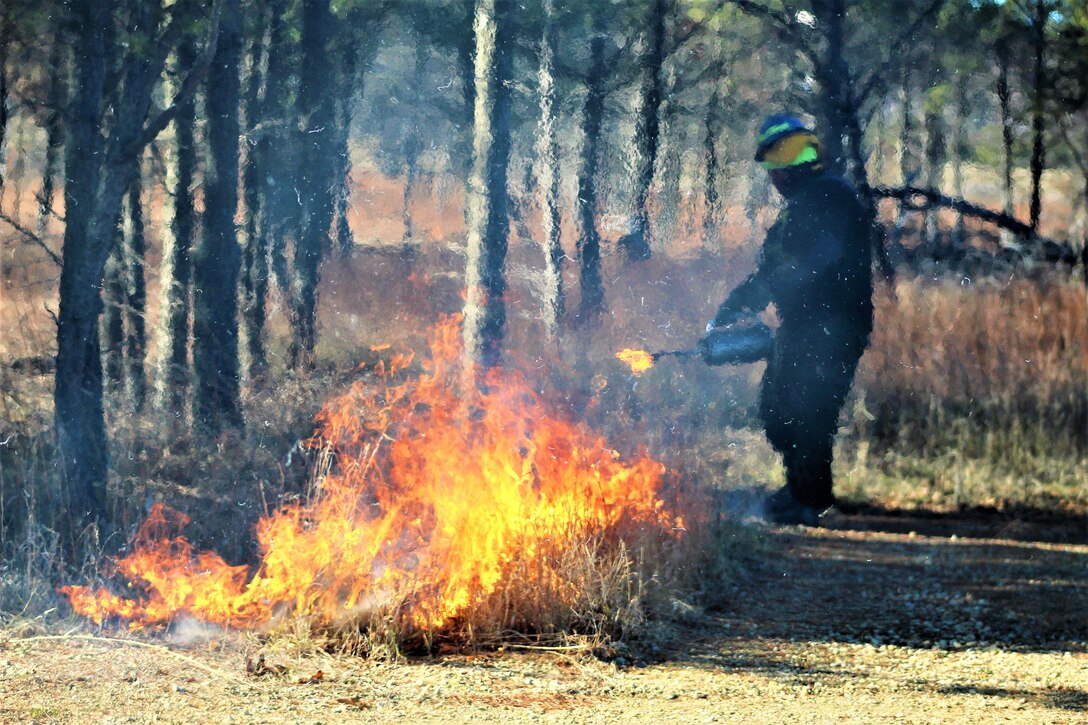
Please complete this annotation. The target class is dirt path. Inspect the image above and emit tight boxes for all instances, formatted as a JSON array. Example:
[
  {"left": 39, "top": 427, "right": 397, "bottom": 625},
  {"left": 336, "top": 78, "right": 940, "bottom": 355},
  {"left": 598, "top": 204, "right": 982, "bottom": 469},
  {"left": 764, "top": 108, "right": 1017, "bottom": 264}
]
[{"left": 2, "top": 517, "right": 1085, "bottom": 724}]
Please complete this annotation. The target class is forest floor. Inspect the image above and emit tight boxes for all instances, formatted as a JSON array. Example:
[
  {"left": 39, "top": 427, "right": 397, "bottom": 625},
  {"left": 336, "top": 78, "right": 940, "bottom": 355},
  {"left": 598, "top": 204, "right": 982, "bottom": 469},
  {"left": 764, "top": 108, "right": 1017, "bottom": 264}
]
[{"left": 1, "top": 512, "right": 1085, "bottom": 724}]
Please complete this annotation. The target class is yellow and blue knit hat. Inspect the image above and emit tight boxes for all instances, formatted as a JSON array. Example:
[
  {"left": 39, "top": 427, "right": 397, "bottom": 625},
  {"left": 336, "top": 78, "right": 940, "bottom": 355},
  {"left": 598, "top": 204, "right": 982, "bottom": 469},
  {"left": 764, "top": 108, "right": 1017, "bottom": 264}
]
[{"left": 755, "top": 113, "right": 821, "bottom": 170}]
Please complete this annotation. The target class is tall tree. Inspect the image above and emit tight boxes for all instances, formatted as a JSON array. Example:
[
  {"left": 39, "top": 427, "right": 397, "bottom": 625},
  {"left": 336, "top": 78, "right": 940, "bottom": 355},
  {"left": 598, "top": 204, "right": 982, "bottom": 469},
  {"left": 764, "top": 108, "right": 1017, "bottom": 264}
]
[
  {"left": 193, "top": 0, "right": 244, "bottom": 434},
  {"left": 156, "top": 39, "right": 199, "bottom": 420},
  {"left": 0, "top": 8, "right": 9, "bottom": 194},
  {"left": 36, "top": 18, "right": 67, "bottom": 238},
  {"left": 241, "top": 3, "right": 273, "bottom": 383},
  {"left": 574, "top": 4, "right": 607, "bottom": 321},
  {"left": 55, "top": 0, "right": 215, "bottom": 537},
  {"left": 122, "top": 172, "right": 147, "bottom": 410},
  {"left": 1027, "top": 0, "right": 1049, "bottom": 232},
  {"left": 995, "top": 33, "right": 1016, "bottom": 239},
  {"left": 402, "top": 42, "right": 428, "bottom": 244},
  {"left": 535, "top": 0, "right": 564, "bottom": 335},
  {"left": 102, "top": 235, "right": 126, "bottom": 395},
  {"left": 462, "top": 0, "right": 514, "bottom": 368},
  {"left": 618, "top": 0, "right": 669, "bottom": 261},
  {"left": 289, "top": 0, "right": 342, "bottom": 368}
]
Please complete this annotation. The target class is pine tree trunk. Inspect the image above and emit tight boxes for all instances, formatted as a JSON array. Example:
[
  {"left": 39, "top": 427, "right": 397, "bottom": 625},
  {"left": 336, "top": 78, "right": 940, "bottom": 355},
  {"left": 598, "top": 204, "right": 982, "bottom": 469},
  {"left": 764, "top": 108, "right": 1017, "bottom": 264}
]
[
  {"left": 333, "top": 91, "right": 357, "bottom": 257},
  {"left": 123, "top": 174, "right": 147, "bottom": 410},
  {"left": 621, "top": 0, "right": 667, "bottom": 261},
  {"left": 333, "top": 25, "right": 362, "bottom": 258},
  {"left": 996, "top": 48, "right": 1014, "bottom": 223},
  {"left": 923, "top": 104, "right": 946, "bottom": 246},
  {"left": 1028, "top": 0, "right": 1046, "bottom": 232},
  {"left": 55, "top": 0, "right": 112, "bottom": 527},
  {"left": 462, "top": 0, "right": 514, "bottom": 368},
  {"left": 536, "top": 0, "right": 564, "bottom": 335},
  {"left": 0, "top": 13, "right": 8, "bottom": 194},
  {"left": 256, "top": 0, "right": 294, "bottom": 298},
  {"left": 157, "top": 39, "right": 198, "bottom": 419},
  {"left": 402, "top": 43, "right": 427, "bottom": 245},
  {"left": 37, "top": 28, "right": 67, "bottom": 238},
  {"left": 289, "top": 0, "right": 341, "bottom": 368},
  {"left": 55, "top": 0, "right": 204, "bottom": 544},
  {"left": 193, "top": 0, "right": 244, "bottom": 434},
  {"left": 242, "top": 9, "right": 270, "bottom": 383},
  {"left": 102, "top": 237, "right": 126, "bottom": 395},
  {"left": 702, "top": 70, "right": 725, "bottom": 247},
  {"left": 952, "top": 74, "right": 968, "bottom": 245},
  {"left": 575, "top": 7, "right": 606, "bottom": 321},
  {"left": 892, "top": 68, "right": 916, "bottom": 247},
  {"left": 809, "top": 0, "right": 849, "bottom": 175}
]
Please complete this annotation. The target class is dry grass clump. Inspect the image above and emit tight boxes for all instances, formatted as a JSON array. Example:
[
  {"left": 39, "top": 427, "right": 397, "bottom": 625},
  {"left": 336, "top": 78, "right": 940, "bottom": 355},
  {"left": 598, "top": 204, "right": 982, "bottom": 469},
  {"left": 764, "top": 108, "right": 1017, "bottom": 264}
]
[
  {"left": 325, "top": 514, "right": 747, "bottom": 660},
  {"left": 842, "top": 274, "right": 1087, "bottom": 511}
]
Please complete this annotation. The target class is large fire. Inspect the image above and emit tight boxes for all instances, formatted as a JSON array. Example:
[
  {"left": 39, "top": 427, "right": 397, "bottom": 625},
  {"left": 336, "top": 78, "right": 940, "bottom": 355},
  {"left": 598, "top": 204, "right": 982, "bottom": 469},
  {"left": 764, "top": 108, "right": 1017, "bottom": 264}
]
[{"left": 61, "top": 319, "right": 684, "bottom": 633}]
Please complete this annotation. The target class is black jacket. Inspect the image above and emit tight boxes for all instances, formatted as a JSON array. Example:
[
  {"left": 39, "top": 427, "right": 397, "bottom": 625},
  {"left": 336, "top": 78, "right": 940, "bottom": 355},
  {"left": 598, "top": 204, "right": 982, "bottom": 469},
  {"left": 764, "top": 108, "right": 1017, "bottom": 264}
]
[{"left": 717, "top": 170, "right": 873, "bottom": 330}]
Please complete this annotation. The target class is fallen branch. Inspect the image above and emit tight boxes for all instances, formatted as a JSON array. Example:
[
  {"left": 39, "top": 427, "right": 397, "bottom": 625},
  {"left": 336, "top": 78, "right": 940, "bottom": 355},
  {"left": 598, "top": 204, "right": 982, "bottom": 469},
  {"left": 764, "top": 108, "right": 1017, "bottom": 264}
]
[{"left": 873, "top": 185, "right": 1049, "bottom": 243}]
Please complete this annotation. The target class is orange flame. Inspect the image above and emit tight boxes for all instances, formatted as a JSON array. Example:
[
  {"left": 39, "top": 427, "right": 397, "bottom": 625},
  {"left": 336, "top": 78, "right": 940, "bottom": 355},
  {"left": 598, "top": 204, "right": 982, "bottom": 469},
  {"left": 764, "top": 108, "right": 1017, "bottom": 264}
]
[
  {"left": 615, "top": 348, "right": 655, "bottom": 376},
  {"left": 61, "top": 319, "right": 681, "bottom": 632}
]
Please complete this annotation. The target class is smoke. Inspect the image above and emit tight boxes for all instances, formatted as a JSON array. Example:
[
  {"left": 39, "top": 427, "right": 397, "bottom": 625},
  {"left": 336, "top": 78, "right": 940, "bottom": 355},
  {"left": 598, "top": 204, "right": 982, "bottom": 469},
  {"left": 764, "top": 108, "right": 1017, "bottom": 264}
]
[{"left": 167, "top": 616, "right": 227, "bottom": 646}]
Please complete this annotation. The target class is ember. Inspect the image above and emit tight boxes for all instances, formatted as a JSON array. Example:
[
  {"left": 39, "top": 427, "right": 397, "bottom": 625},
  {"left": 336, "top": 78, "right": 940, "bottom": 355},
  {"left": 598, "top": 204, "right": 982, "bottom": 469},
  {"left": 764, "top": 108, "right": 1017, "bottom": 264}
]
[
  {"left": 615, "top": 348, "right": 655, "bottom": 376},
  {"left": 62, "top": 319, "right": 683, "bottom": 633}
]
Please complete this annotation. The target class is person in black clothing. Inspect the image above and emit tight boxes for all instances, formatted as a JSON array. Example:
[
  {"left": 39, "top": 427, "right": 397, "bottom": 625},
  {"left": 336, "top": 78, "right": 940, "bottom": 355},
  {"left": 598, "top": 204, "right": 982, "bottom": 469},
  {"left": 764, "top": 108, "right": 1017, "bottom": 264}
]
[{"left": 708, "top": 114, "right": 874, "bottom": 525}]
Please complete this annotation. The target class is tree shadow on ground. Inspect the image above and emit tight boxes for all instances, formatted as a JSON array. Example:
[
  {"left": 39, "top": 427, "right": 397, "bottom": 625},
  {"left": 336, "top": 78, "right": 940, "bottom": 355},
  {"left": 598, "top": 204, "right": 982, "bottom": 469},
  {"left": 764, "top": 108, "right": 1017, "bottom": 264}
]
[
  {"left": 698, "top": 520, "right": 1087, "bottom": 655},
  {"left": 832, "top": 499, "right": 1087, "bottom": 545},
  {"left": 935, "top": 684, "right": 1088, "bottom": 712}
]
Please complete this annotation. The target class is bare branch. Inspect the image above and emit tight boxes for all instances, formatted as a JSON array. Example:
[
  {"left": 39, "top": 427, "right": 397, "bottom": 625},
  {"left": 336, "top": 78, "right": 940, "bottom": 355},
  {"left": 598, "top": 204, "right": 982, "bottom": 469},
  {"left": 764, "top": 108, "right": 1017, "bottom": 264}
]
[
  {"left": 874, "top": 185, "right": 1055, "bottom": 243},
  {"left": 0, "top": 210, "right": 62, "bottom": 266},
  {"left": 129, "top": 0, "right": 224, "bottom": 155}
]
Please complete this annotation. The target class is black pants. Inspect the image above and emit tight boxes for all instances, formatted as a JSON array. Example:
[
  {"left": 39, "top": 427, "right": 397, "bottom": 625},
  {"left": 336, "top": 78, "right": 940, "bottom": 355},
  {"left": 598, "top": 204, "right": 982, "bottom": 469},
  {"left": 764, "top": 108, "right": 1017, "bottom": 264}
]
[{"left": 759, "top": 317, "right": 869, "bottom": 509}]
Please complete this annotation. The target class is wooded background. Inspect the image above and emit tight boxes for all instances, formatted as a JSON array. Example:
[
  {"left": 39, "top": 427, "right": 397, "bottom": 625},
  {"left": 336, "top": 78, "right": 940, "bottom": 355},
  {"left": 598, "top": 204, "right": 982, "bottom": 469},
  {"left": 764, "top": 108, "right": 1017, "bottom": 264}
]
[{"left": 0, "top": 0, "right": 1085, "bottom": 567}]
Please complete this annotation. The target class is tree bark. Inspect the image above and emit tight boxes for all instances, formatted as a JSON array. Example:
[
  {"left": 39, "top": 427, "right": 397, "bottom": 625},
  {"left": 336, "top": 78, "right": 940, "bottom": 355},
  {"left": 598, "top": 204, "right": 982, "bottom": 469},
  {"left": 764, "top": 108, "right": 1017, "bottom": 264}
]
[
  {"left": 575, "top": 7, "right": 607, "bottom": 321},
  {"left": 333, "top": 18, "right": 365, "bottom": 258},
  {"left": 193, "top": 0, "right": 244, "bottom": 434},
  {"left": 462, "top": 0, "right": 514, "bottom": 368},
  {"left": 892, "top": 68, "right": 917, "bottom": 247},
  {"left": 922, "top": 102, "right": 946, "bottom": 246},
  {"left": 54, "top": 0, "right": 216, "bottom": 544},
  {"left": 289, "top": 0, "right": 341, "bottom": 368},
  {"left": 0, "top": 12, "right": 9, "bottom": 194},
  {"left": 535, "top": 0, "right": 564, "bottom": 335},
  {"left": 620, "top": 0, "right": 668, "bottom": 261},
  {"left": 37, "top": 25, "right": 67, "bottom": 238},
  {"left": 123, "top": 174, "right": 147, "bottom": 410},
  {"left": 952, "top": 74, "right": 968, "bottom": 245},
  {"left": 333, "top": 72, "right": 358, "bottom": 257},
  {"left": 157, "top": 39, "right": 198, "bottom": 419},
  {"left": 1028, "top": 0, "right": 1047, "bottom": 232},
  {"left": 55, "top": 0, "right": 113, "bottom": 527},
  {"left": 702, "top": 65, "right": 726, "bottom": 247},
  {"left": 402, "top": 42, "right": 427, "bottom": 245},
  {"left": 256, "top": 0, "right": 294, "bottom": 298},
  {"left": 241, "top": 7, "right": 270, "bottom": 383},
  {"left": 997, "top": 41, "right": 1015, "bottom": 220},
  {"left": 102, "top": 234, "right": 126, "bottom": 395},
  {"left": 809, "top": 0, "right": 849, "bottom": 175}
]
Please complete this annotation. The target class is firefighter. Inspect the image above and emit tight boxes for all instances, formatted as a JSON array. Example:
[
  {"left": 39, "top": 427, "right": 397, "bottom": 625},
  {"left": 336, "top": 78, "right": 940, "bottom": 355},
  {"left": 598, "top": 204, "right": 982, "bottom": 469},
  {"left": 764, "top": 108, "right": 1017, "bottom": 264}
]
[{"left": 707, "top": 113, "right": 874, "bottom": 525}]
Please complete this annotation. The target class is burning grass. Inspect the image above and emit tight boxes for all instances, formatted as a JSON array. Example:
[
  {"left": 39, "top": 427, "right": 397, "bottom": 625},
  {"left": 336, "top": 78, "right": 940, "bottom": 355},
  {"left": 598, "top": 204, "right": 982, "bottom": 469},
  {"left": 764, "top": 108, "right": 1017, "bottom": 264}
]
[{"left": 60, "top": 319, "right": 729, "bottom": 651}]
